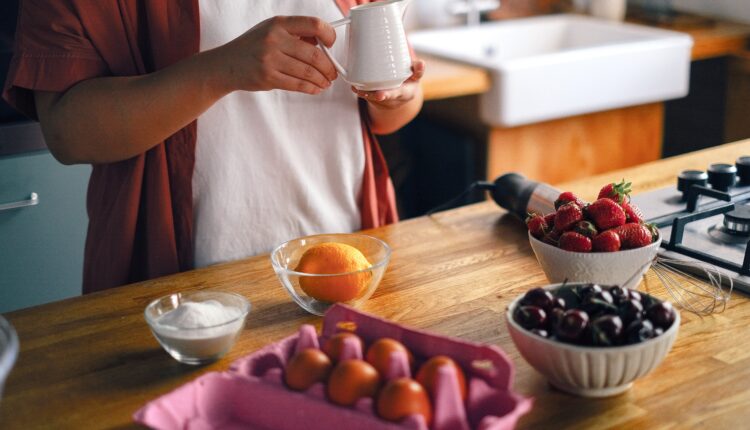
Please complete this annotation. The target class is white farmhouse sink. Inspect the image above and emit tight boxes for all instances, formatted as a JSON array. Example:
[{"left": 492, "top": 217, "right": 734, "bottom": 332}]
[{"left": 409, "top": 14, "right": 693, "bottom": 127}]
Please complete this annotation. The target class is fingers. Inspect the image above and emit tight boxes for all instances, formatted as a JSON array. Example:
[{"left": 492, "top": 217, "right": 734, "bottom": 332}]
[
  {"left": 280, "top": 52, "right": 332, "bottom": 90},
  {"left": 272, "top": 71, "right": 323, "bottom": 95},
  {"left": 408, "top": 60, "right": 426, "bottom": 82},
  {"left": 354, "top": 88, "right": 389, "bottom": 102},
  {"left": 280, "top": 38, "right": 337, "bottom": 82},
  {"left": 279, "top": 16, "right": 336, "bottom": 47}
]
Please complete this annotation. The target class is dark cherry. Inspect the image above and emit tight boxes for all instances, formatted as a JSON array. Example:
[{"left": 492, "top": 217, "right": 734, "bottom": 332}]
[
  {"left": 555, "top": 287, "right": 581, "bottom": 310},
  {"left": 591, "top": 315, "right": 624, "bottom": 346},
  {"left": 595, "top": 290, "right": 615, "bottom": 304},
  {"left": 609, "top": 286, "right": 630, "bottom": 304},
  {"left": 646, "top": 302, "right": 676, "bottom": 330},
  {"left": 625, "top": 319, "right": 655, "bottom": 344},
  {"left": 531, "top": 329, "right": 549, "bottom": 338},
  {"left": 553, "top": 297, "right": 566, "bottom": 310},
  {"left": 556, "top": 309, "right": 590, "bottom": 343},
  {"left": 515, "top": 306, "right": 547, "bottom": 330},
  {"left": 618, "top": 299, "right": 644, "bottom": 326},
  {"left": 581, "top": 292, "right": 618, "bottom": 317},
  {"left": 547, "top": 307, "right": 565, "bottom": 332},
  {"left": 578, "top": 284, "right": 603, "bottom": 299},
  {"left": 654, "top": 328, "right": 665, "bottom": 337},
  {"left": 627, "top": 290, "right": 642, "bottom": 303},
  {"left": 521, "top": 288, "right": 556, "bottom": 312}
]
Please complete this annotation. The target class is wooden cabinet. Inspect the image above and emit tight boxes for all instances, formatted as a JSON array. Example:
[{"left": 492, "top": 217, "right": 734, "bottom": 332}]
[
  {"left": 486, "top": 103, "right": 663, "bottom": 185},
  {"left": 0, "top": 150, "right": 90, "bottom": 312}
]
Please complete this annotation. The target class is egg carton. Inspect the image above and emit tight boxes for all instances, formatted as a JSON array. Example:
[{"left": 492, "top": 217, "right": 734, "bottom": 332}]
[{"left": 133, "top": 304, "right": 532, "bottom": 430}]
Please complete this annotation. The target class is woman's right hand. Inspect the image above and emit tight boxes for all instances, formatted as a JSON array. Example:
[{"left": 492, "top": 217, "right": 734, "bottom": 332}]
[{"left": 217, "top": 16, "right": 338, "bottom": 95}]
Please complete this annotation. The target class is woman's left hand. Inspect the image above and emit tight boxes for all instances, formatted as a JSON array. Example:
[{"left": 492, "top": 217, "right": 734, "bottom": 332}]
[{"left": 352, "top": 59, "right": 425, "bottom": 109}]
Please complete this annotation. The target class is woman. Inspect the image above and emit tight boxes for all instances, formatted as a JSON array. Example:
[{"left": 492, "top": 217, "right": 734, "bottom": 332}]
[{"left": 2, "top": 0, "right": 423, "bottom": 293}]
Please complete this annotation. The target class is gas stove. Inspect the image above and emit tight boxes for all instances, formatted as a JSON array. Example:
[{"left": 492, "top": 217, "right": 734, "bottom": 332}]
[{"left": 632, "top": 157, "right": 750, "bottom": 294}]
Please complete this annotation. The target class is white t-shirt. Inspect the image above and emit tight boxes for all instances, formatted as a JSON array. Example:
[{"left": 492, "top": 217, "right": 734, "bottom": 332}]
[{"left": 194, "top": 0, "right": 365, "bottom": 267}]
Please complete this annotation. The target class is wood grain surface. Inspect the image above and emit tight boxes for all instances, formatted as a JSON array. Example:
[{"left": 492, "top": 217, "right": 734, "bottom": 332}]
[
  {"left": 2, "top": 140, "right": 750, "bottom": 429},
  {"left": 420, "top": 55, "right": 491, "bottom": 101},
  {"left": 487, "top": 103, "right": 664, "bottom": 185}
]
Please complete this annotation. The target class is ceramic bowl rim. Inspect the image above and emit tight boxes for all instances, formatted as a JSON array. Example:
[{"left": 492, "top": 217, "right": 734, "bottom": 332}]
[
  {"left": 506, "top": 282, "right": 680, "bottom": 354},
  {"left": 270, "top": 233, "right": 392, "bottom": 277},
  {"left": 528, "top": 230, "right": 663, "bottom": 256}
]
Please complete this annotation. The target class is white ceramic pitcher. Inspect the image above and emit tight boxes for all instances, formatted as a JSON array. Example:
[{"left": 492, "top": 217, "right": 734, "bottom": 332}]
[{"left": 321, "top": 0, "right": 413, "bottom": 91}]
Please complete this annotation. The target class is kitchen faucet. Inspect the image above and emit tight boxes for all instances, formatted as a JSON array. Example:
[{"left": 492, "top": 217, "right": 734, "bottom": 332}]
[{"left": 448, "top": 0, "right": 501, "bottom": 26}]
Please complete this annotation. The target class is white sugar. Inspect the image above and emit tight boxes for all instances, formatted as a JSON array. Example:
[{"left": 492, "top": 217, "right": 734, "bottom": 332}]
[{"left": 157, "top": 300, "right": 241, "bottom": 329}]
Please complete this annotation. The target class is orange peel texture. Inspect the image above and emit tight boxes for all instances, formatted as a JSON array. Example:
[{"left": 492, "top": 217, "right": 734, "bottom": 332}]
[{"left": 295, "top": 242, "right": 372, "bottom": 302}]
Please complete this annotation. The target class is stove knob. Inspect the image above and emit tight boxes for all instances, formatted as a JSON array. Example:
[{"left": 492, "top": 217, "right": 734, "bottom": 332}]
[
  {"left": 736, "top": 156, "right": 750, "bottom": 185},
  {"left": 724, "top": 205, "right": 750, "bottom": 234},
  {"left": 677, "top": 170, "right": 708, "bottom": 199},
  {"left": 707, "top": 163, "right": 737, "bottom": 192}
]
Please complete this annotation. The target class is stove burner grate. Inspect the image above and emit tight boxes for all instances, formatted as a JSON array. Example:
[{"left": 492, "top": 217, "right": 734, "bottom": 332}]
[{"left": 665, "top": 203, "right": 750, "bottom": 276}]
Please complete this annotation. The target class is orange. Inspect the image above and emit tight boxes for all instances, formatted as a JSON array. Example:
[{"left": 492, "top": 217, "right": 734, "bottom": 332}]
[{"left": 295, "top": 242, "right": 372, "bottom": 303}]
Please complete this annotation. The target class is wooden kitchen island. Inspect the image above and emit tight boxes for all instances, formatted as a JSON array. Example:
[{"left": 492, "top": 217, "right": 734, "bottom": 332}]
[{"left": 3, "top": 141, "right": 750, "bottom": 429}]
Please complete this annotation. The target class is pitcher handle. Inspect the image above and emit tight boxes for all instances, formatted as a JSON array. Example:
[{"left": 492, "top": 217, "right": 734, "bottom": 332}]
[{"left": 317, "top": 18, "right": 351, "bottom": 80}]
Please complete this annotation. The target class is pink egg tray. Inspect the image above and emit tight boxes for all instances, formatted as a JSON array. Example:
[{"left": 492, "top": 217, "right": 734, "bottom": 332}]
[{"left": 133, "top": 304, "right": 532, "bottom": 430}]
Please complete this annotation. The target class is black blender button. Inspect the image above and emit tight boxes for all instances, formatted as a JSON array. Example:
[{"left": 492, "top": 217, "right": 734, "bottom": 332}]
[
  {"left": 707, "top": 163, "right": 737, "bottom": 192},
  {"left": 677, "top": 170, "right": 708, "bottom": 198},
  {"left": 736, "top": 156, "right": 750, "bottom": 185}
]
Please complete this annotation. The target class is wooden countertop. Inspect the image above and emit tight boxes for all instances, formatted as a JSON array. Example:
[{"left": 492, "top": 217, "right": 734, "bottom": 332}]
[
  {"left": 3, "top": 140, "right": 750, "bottom": 428},
  {"left": 420, "top": 55, "right": 491, "bottom": 101},
  {"left": 419, "top": 16, "right": 750, "bottom": 100}
]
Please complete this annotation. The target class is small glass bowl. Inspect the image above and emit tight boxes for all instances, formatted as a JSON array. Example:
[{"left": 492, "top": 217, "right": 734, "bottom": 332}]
[
  {"left": 271, "top": 233, "right": 391, "bottom": 316},
  {"left": 144, "top": 291, "right": 250, "bottom": 365},
  {"left": 0, "top": 314, "right": 19, "bottom": 401}
]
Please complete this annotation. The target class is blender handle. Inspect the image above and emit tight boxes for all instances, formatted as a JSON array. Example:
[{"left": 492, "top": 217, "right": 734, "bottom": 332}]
[{"left": 317, "top": 18, "right": 350, "bottom": 79}]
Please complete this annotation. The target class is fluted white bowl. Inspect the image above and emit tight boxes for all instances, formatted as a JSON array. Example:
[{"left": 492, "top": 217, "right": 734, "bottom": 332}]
[
  {"left": 506, "top": 283, "right": 679, "bottom": 397},
  {"left": 528, "top": 231, "right": 662, "bottom": 290}
]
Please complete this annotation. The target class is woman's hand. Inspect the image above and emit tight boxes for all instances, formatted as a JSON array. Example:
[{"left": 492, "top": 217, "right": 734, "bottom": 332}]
[
  {"left": 217, "top": 16, "right": 338, "bottom": 95},
  {"left": 352, "top": 59, "right": 425, "bottom": 109},
  {"left": 34, "top": 15, "right": 340, "bottom": 165},
  {"left": 354, "top": 59, "right": 425, "bottom": 135}
]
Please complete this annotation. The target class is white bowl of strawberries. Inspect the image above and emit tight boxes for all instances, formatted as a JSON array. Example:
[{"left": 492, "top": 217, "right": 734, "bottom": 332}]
[{"left": 526, "top": 181, "right": 661, "bottom": 290}]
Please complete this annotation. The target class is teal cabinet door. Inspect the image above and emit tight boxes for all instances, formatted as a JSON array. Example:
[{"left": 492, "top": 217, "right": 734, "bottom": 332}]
[{"left": 0, "top": 151, "right": 90, "bottom": 312}]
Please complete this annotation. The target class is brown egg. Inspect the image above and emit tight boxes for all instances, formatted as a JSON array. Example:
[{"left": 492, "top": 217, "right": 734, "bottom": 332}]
[
  {"left": 327, "top": 359, "right": 380, "bottom": 406},
  {"left": 323, "top": 332, "right": 363, "bottom": 363},
  {"left": 365, "top": 338, "right": 413, "bottom": 377},
  {"left": 284, "top": 348, "right": 332, "bottom": 391},
  {"left": 377, "top": 378, "right": 432, "bottom": 426},
  {"left": 416, "top": 355, "right": 468, "bottom": 400}
]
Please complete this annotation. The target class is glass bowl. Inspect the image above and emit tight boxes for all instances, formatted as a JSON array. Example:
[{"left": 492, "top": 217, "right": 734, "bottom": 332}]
[
  {"left": 271, "top": 233, "right": 391, "bottom": 316},
  {"left": 144, "top": 291, "right": 250, "bottom": 365},
  {"left": 0, "top": 314, "right": 19, "bottom": 402}
]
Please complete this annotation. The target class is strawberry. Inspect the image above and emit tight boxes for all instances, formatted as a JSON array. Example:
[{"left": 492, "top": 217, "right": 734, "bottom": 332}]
[
  {"left": 525, "top": 213, "right": 549, "bottom": 239},
  {"left": 592, "top": 230, "right": 621, "bottom": 252},
  {"left": 598, "top": 180, "right": 632, "bottom": 203},
  {"left": 559, "top": 231, "right": 593, "bottom": 252},
  {"left": 644, "top": 223, "right": 660, "bottom": 242},
  {"left": 544, "top": 213, "right": 556, "bottom": 230},
  {"left": 622, "top": 201, "right": 645, "bottom": 223},
  {"left": 612, "top": 223, "right": 653, "bottom": 249},
  {"left": 554, "top": 202, "right": 584, "bottom": 232},
  {"left": 586, "top": 198, "right": 627, "bottom": 230},
  {"left": 573, "top": 221, "right": 598, "bottom": 238},
  {"left": 554, "top": 191, "right": 587, "bottom": 210},
  {"left": 542, "top": 229, "right": 561, "bottom": 246}
]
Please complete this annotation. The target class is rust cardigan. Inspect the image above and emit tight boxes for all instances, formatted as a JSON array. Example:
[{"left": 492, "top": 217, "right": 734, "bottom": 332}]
[{"left": 2, "top": 0, "right": 398, "bottom": 294}]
